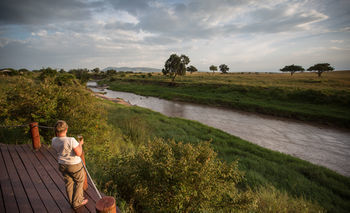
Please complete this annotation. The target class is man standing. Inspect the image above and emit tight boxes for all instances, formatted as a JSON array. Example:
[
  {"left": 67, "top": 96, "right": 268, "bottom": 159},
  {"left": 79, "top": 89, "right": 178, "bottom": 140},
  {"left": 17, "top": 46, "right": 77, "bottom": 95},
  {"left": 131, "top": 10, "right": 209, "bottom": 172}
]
[{"left": 52, "top": 120, "right": 88, "bottom": 209}]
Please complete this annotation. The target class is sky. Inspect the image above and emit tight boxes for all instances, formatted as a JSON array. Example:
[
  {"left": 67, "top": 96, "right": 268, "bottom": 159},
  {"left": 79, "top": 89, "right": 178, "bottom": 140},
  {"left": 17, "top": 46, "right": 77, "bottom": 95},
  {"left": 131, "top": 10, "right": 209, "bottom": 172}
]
[{"left": 0, "top": 0, "right": 349, "bottom": 72}]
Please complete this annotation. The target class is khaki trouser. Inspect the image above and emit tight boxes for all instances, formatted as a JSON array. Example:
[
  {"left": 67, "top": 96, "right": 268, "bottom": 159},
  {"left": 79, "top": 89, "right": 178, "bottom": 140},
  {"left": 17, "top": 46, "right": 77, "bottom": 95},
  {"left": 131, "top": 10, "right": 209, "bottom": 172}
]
[{"left": 59, "top": 163, "right": 85, "bottom": 208}]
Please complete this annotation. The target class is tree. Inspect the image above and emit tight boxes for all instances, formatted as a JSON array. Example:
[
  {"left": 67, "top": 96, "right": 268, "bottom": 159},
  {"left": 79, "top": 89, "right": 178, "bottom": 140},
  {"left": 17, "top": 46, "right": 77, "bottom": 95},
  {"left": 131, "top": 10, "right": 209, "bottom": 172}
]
[
  {"left": 92, "top": 67, "right": 100, "bottom": 74},
  {"left": 307, "top": 63, "right": 334, "bottom": 77},
  {"left": 39, "top": 67, "right": 57, "bottom": 80},
  {"left": 68, "top": 68, "right": 90, "bottom": 84},
  {"left": 106, "top": 69, "right": 117, "bottom": 75},
  {"left": 219, "top": 64, "right": 229, "bottom": 74},
  {"left": 162, "top": 54, "right": 190, "bottom": 82},
  {"left": 209, "top": 65, "right": 217, "bottom": 74},
  {"left": 280, "top": 64, "right": 305, "bottom": 76},
  {"left": 187, "top": 65, "right": 198, "bottom": 74}
]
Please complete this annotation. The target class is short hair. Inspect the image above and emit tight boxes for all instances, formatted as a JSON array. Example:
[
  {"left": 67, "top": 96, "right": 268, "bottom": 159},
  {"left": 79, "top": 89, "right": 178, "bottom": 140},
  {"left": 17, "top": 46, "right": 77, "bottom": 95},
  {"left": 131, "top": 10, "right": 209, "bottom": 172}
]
[{"left": 55, "top": 120, "right": 68, "bottom": 133}]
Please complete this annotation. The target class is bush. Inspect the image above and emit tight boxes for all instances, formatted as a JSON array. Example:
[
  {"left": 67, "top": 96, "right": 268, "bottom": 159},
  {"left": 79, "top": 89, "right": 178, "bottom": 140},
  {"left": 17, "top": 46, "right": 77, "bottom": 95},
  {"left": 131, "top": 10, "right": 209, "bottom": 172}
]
[
  {"left": 54, "top": 73, "right": 78, "bottom": 86},
  {"left": 106, "top": 139, "right": 256, "bottom": 212},
  {"left": 0, "top": 76, "right": 103, "bottom": 143},
  {"left": 39, "top": 67, "right": 57, "bottom": 80}
]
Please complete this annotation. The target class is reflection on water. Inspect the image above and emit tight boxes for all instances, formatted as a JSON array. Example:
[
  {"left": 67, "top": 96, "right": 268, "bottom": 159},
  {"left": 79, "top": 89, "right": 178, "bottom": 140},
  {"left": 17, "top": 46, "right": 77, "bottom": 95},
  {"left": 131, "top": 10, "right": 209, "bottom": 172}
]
[{"left": 88, "top": 82, "right": 350, "bottom": 176}]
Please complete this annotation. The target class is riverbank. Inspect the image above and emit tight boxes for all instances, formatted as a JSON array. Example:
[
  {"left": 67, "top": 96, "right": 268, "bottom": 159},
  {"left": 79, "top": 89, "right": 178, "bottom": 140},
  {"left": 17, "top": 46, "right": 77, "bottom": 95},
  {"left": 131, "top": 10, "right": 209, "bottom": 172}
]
[
  {"left": 99, "top": 71, "right": 350, "bottom": 128},
  {"left": 94, "top": 92, "right": 131, "bottom": 106},
  {"left": 88, "top": 85, "right": 350, "bottom": 177},
  {"left": 104, "top": 101, "right": 350, "bottom": 212}
]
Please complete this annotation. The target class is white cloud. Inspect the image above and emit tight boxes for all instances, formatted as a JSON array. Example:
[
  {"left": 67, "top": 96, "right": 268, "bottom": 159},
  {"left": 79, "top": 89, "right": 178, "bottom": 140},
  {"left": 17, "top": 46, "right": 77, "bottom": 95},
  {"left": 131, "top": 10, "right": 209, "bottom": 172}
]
[{"left": 331, "top": 40, "right": 344, "bottom": 43}]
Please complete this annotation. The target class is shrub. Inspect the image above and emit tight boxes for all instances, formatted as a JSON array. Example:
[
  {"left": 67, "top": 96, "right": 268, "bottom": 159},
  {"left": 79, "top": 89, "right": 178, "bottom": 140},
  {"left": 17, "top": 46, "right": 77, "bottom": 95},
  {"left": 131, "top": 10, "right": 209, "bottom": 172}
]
[
  {"left": 106, "top": 139, "right": 256, "bottom": 212},
  {"left": 0, "top": 76, "right": 103, "bottom": 143},
  {"left": 54, "top": 73, "right": 78, "bottom": 86},
  {"left": 39, "top": 67, "right": 57, "bottom": 80}
]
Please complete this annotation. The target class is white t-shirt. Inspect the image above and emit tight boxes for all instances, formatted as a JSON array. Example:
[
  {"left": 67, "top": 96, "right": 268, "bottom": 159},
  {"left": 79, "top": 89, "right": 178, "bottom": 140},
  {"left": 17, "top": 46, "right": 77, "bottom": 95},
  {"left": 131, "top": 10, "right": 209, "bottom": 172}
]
[{"left": 52, "top": 136, "right": 82, "bottom": 165}]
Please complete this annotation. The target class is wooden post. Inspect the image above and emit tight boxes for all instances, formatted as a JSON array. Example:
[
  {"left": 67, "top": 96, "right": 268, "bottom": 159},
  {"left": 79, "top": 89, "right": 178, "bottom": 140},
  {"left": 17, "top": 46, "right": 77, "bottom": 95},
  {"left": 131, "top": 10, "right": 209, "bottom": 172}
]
[
  {"left": 81, "top": 150, "right": 88, "bottom": 191},
  {"left": 29, "top": 122, "right": 41, "bottom": 150},
  {"left": 96, "top": 196, "right": 117, "bottom": 213}
]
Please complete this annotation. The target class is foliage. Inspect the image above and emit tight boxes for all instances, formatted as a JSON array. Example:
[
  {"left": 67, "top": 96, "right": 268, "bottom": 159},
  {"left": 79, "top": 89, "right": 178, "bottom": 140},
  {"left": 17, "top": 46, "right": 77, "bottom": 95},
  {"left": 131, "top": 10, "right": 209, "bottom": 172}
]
[
  {"left": 39, "top": 67, "right": 58, "bottom": 80},
  {"left": 107, "top": 138, "right": 256, "bottom": 212},
  {"left": 68, "top": 68, "right": 90, "bottom": 84},
  {"left": 92, "top": 67, "right": 100, "bottom": 73},
  {"left": 106, "top": 69, "right": 117, "bottom": 75},
  {"left": 187, "top": 65, "right": 198, "bottom": 74},
  {"left": 162, "top": 54, "right": 190, "bottom": 82},
  {"left": 307, "top": 63, "right": 334, "bottom": 77},
  {"left": 280, "top": 64, "right": 305, "bottom": 76},
  {"left": 219, "top": 64, "right": 229, "bottom": 74},
  {"left": 209, "top": 65, "right": 217, "bottom": 74},
  {"left": 54, "top": 73, "right": 78, "bottom": 86},
  {"left": 0, "top": 68, "right": 20, "bottom": 76},
  {"left": 0, "top": 74, "right": 102, "bottom": 142}
]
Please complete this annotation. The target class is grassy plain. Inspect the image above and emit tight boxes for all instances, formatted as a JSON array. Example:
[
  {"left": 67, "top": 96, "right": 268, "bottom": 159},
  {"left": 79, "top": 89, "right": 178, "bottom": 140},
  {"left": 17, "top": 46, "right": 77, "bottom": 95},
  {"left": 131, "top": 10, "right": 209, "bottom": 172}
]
[{"left": 102, "top": 71, "right": 350, "bottom": 128}]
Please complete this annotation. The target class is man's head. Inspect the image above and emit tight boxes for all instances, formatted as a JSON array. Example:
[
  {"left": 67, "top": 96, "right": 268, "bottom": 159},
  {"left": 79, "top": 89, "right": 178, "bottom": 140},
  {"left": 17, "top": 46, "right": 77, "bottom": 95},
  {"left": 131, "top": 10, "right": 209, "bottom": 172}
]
[{"left": 55, "top": 120, "right": 68, "bottom": 135}]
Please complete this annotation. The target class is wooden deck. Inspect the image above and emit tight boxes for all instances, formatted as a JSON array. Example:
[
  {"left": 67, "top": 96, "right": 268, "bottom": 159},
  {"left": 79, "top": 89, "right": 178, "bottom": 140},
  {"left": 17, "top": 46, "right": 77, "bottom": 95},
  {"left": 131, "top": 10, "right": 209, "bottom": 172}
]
[{"left": 0, "top": 143, "right": 101, "bottom": 213}]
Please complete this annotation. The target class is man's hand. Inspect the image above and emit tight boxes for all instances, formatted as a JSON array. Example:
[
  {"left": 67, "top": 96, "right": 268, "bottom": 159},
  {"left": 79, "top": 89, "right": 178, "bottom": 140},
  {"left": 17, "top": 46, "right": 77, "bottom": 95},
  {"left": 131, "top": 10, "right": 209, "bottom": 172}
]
[
  {"left": 74, "top": 136, "right": 84, "bottom": 157},
  {"left": 79, "top": 138, "right": 84, "bottom": 145}
]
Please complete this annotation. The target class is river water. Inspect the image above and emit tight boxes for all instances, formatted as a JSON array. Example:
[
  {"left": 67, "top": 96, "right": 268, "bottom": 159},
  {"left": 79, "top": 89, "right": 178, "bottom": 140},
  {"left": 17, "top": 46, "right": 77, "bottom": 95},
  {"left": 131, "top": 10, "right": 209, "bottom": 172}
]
[{"left": 88, "top": 82, "right": 350, "bottom": 177}]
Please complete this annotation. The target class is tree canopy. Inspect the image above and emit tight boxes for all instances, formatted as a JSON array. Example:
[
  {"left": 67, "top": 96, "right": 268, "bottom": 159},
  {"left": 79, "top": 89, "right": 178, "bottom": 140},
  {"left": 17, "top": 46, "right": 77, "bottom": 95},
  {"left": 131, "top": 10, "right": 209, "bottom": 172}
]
[
  {"left": 219, "top": 64, "right": 229, "bottom": 74},
  {"left": 280, "top": 64, "right": 305, "bottom": 76},
  {"left": 209, "top": 65, "right": 217, "bottom": 74},
  {"left": 307, "top": 63, "right": 334, "bottom": 77},
  {"left": 187, "top": 65, "right": 198, "bottom": 74},
  {"left": 162, "top": 54, "right": 190, "bottom": 82}
]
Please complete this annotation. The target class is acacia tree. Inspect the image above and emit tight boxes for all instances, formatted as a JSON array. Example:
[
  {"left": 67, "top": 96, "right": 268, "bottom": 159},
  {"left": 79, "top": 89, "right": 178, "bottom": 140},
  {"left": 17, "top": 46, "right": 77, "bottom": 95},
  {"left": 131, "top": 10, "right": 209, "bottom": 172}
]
[
  {"left": 219, "top": 64, "right": 229, "bottom": 74},
  {"left": 280, "top": 64, "right": 305, "bottom": 76},
  {"left": 307, "top": 63, "right": 334, "bottom": 77},
  {"left": 162, "top": 54, "right": 190, "bottom": 82},
  {"left": 187, "top": 65, "right": 198, "bottom": 74},
  {"left": 209, "top": 65, "right": 217, "bottom": 74},
  {"left": 92, "top": 67, "right": 100, "bottom": 74}
]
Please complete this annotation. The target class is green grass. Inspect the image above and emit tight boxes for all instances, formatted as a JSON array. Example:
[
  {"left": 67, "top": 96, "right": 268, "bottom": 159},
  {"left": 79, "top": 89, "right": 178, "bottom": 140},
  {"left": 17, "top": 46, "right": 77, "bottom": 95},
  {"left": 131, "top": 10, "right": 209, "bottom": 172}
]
[
  {"left": 101, "top": 71, "right": 350, "bottom": 128},
  {"left": 106, "top": 103, "right": 350, "bottom": 212}
]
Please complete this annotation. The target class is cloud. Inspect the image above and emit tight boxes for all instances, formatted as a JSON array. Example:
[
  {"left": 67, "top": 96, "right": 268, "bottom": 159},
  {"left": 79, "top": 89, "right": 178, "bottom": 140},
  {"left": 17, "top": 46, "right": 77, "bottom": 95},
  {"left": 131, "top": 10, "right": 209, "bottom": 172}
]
[
  {"left": 0, "top": 0, "right": 100, "bottom": 25},
  {"left": 331, "top": 40, "right": 344, "bottom": 43},
  {"left": 0, "top": 0, "right": 349, "bottom": 71}
]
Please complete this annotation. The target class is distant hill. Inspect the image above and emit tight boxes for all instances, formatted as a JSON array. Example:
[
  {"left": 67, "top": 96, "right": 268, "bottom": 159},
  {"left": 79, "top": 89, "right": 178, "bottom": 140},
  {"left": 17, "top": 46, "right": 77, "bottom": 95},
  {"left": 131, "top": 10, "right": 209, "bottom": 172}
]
[{"left": 103, "top": 67, "right": 161, "bottom": 73}]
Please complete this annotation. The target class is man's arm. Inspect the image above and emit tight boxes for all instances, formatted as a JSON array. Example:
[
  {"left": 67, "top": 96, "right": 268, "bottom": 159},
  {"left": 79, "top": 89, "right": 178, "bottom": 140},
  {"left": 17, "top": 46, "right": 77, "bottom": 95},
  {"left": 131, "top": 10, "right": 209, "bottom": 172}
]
[{"left": 73, "top": 138, "right": 84, "bottom": 157}]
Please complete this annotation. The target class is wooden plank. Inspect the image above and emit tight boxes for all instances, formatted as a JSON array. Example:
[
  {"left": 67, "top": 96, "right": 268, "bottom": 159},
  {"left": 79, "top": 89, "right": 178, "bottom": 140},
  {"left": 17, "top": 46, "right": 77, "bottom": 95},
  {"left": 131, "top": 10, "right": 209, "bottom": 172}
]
[
  {"left": 47, "top": 146, "right": 101, "bottom": 203},
  {"left": 16, "top": 145, "right": 61, "bottom": 212},
  {"left": 22, "top": 144, "right": 74, "bottom": 213},
  {"left": 38, "top": 146, "right": 91, "bottom": 213},
  {"left": 0, "top": 184, "right": 5, "bottom": 213},
  {"left": 0, "top": 146, "right": 15, "bottom": 213},
  {"left": 8, "top": 145, "right": 47, "bottom": 212},
  {"left": 1, "top": 144, "right": 32, "bottom": 213}
]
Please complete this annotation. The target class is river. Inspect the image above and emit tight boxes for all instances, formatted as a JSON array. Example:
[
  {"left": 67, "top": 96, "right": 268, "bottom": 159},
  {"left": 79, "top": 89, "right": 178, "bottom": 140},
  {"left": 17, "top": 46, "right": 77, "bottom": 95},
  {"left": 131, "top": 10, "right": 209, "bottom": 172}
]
[{"left": 88, "top": 82, "right": 350, "bottom": 177}]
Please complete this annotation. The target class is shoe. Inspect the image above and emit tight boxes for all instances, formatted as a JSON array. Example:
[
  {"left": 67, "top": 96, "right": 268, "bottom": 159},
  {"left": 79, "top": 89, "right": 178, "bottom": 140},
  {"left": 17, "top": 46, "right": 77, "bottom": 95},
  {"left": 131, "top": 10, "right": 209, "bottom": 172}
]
[{"left": 74, "top": 199, "right": 88, "bottom": 209}]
